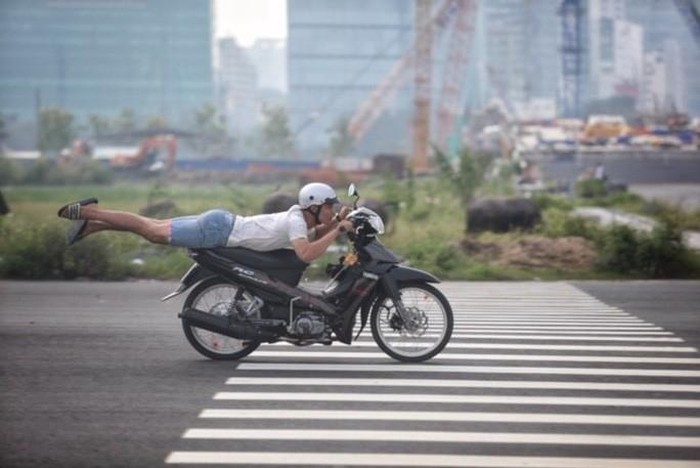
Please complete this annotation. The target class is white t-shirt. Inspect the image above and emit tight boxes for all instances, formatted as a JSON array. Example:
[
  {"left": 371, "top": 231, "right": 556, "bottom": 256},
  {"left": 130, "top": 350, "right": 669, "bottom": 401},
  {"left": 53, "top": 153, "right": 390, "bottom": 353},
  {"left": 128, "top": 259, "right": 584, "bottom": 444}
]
[{"left": 226, "top": 205, "right": 309, "bottom": 251}]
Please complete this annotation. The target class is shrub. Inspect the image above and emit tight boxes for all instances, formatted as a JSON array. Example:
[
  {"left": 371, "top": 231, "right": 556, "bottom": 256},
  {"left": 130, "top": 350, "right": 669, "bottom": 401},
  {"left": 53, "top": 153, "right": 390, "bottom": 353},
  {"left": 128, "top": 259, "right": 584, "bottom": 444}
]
[
  {"left": 576, "top": 178, "right": 606, "bottom": 198},
  {"left": 46, "top": 160, "right": 113, "bottom": 185},
  {"left": 11, "top": 158, "right": 113, "bottom": 186},
  {"left": 597, "top": 225, "right": 639, "bottom": 274},
  {"left": 0, "top": 221, "right": 66, "bottom": 278},
  {"left": 531, "top": 193, "right": 574, "bottom": 212},
  {"left": 0, "top": 220, "right": 124, "bottom": 279},
  {"left": 0, "top": 155, "right": 24, "bottom": 185},
  {"left": 538, "top": 208, "right": 602, "bottom": 240},
  {"left": 400, "top": 239, "right": 463, "bottom": 278},
  {"left": 595, "top": 223, "right": 698, "bottom": 278},
  {"left": 636, "top": 224, "right": 694, "bottom": 278}
]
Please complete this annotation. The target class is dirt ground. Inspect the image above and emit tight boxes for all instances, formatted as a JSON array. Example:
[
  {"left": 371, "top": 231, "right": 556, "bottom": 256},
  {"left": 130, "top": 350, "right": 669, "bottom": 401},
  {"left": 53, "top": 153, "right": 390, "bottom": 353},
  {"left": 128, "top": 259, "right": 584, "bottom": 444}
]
[{"left": 461, "top": 235, "right": 597, "bottom": 271}]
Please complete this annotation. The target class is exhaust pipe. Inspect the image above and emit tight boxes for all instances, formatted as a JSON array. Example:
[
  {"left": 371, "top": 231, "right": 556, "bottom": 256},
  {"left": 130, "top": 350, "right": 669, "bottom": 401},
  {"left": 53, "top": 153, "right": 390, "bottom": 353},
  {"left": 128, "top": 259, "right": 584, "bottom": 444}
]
[{"left": 180, "top": 308, "right": 278, "bottom": 342}]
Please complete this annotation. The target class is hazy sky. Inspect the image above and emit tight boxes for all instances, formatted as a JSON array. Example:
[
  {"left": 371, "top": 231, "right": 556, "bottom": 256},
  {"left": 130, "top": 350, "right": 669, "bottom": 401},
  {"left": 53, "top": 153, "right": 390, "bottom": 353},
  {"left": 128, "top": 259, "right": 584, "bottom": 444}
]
[{"left": 214, "top": 0, "right": 287, "bottom": 45}]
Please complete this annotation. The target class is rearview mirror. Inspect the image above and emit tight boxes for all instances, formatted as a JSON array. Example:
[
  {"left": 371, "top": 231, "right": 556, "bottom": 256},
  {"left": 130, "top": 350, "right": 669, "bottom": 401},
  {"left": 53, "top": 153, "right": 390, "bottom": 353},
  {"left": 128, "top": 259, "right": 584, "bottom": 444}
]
[{"left": 347, "top": 183, "right": 358, "bottom": 198}]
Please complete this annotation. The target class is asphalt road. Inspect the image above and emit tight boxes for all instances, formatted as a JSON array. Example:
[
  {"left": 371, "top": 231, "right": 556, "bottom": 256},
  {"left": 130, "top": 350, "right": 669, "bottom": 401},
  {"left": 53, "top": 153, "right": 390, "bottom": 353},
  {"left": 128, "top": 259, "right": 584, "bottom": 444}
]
[{"left": 1, "top": 280, "right": 699, "bottom": 468}]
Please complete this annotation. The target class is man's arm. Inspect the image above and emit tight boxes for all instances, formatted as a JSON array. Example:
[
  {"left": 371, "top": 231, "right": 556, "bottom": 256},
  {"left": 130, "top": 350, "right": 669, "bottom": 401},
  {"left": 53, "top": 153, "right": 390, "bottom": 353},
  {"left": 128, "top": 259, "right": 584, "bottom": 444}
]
[
  {"left": 292, "top": 220, "right": 351, "bottom": 263},
  {"left": 313, "top": 206, "right": 351, "bottom": 238}
]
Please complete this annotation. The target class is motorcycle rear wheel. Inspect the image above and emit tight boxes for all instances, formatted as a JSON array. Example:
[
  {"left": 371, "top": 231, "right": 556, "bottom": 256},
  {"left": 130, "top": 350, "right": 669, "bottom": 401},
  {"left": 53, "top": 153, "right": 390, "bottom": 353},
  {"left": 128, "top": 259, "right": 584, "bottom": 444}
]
[
  {"left": 370, "top": 282, "right": 453, "bottom": 362},
  {"left": 181, "top": 278, "right": 260, "bottom": 360}
]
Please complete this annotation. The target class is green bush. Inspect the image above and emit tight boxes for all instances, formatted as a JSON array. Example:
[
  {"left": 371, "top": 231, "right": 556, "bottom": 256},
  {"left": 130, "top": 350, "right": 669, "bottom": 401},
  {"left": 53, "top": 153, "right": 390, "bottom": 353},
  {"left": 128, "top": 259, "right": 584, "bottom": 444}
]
[
  {"left": 43, "top": 160, "right": 113, "bottom": 185},
  {"left": 636, "top": 224, "right": 696, "bottom": 278},
  {"left": 0, "top": 220, "right": 125, "bottom": 279},
  {"left": 576, "top": 178, "right": 606, "bottom": 198},
  {"left": 400, "top": 239, "right": 463, "bottom": 279},
  {"left": 644, "top": 200, "right": 700, "bottom": 231},
  {"left": 2, "top": 157, "right": 113, "bottom": 186},
  {"left": 597, "top": 225, "right": 639, "bottom": 274},
  {"left": 596, "top": 223, "right": 699, "bottom": 278},
  {"left": 0, "top": 156, "right": 25, "bottom": 185},
  {"left": 538, "top": 207, "right": 602, "bottom": 240},
  {"left": 531, "top": 193, "right": 575, "bottom": 212},
  {"left": 0, "top": 218, "right": 192, "bottom": 280}
]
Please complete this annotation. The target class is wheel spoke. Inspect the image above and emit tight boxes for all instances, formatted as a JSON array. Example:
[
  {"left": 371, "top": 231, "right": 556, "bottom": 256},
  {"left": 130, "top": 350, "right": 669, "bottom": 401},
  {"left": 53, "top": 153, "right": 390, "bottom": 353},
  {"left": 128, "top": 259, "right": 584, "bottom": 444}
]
[
  {"left": 372, "top": 284, "right": 453, "bottom": 362},
  {"left": 184, "top": 282, "right": 258, "bottom": 358}
]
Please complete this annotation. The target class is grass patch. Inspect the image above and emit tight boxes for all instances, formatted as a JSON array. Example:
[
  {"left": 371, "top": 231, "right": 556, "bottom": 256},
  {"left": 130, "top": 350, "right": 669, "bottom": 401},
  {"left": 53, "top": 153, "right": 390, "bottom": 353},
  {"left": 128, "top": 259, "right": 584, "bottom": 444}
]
[{"left": 2, "top": 179, "right": 699, "bottom": 281}]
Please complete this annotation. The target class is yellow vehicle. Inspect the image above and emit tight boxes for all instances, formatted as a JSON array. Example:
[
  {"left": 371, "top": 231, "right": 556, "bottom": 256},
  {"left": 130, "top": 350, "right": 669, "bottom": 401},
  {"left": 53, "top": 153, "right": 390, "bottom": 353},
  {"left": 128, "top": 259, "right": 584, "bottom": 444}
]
[{"left": 580, "top": 115, "right": 629, "bottom": 145}]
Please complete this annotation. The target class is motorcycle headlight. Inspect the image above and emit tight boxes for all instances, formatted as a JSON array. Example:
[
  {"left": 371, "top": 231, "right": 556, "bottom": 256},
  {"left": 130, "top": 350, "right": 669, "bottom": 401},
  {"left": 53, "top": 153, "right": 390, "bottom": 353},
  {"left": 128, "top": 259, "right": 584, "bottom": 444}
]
[{"left": 347, "top": 207, "right": 384, "bottom": 235}]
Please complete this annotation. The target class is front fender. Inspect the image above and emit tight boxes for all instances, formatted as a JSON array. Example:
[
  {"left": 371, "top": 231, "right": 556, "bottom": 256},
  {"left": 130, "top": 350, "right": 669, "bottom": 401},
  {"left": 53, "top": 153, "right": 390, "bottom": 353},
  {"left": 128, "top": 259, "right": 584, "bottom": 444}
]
[
  {"left": 161, "top": 264, "right": 216, "bottom": 302},
  {"left": 375, "top": 265, "right": 440, "bottom": 322},
  {"left": 383, "top": 265, "right": 440, "bottom": 284}
]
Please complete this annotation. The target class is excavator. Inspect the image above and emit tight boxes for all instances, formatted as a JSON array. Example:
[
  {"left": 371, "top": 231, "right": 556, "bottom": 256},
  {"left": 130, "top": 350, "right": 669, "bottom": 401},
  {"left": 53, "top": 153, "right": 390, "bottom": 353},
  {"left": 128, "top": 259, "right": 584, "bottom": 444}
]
[
  {"left": 107, "top": 134, "right": 177, "bottom": 174},
  {"left": 60, "top": 134, "right": 177, "bottom": 176}
]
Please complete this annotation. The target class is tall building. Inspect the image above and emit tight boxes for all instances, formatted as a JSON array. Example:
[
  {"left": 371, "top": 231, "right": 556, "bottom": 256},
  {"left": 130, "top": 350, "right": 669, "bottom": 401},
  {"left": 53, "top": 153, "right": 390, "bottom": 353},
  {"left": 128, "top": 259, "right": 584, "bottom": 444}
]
[
  {"left": 626, "top": 0, "right": 700, "bottom": 114},
  {"left": 595, "top": 18, "right": 643, "bottom": 100},
  {"left": 661, "top": 38, "right": 686, "bottom": 113},
  {"left": 287, "top": 0, "right": 414, "bottom": 156},
  {"left": 640, "top": 50, "right": 667, "bottom": 114},
  {"left": 217, "top": 38, "right": 258, "bottom": 136},
  {"left": 0, "top": 0, "right": 214, "bottom": 126},
  {"left": 639, "top": 38, "right": 685, "bottom": 114},
  {"left": 478, "top": 0, "right": 560, "bottom": 119},
  {"left": 248, "top": 39, "right": 287, "bottom": 93}
]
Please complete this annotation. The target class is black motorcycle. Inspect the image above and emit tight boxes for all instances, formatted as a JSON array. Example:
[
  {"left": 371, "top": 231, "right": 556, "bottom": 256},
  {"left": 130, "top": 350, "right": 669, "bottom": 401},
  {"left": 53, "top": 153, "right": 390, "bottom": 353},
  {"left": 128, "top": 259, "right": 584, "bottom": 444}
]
[{"left": 162, "top": 184, "right": 453, "bottom": 362}]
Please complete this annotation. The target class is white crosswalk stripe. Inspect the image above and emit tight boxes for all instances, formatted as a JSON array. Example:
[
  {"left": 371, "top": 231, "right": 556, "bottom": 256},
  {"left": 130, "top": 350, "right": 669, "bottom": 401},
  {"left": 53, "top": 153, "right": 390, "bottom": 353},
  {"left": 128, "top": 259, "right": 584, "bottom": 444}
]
[{"left": 166, "top": 282, "right": 700, "bottom": 467}]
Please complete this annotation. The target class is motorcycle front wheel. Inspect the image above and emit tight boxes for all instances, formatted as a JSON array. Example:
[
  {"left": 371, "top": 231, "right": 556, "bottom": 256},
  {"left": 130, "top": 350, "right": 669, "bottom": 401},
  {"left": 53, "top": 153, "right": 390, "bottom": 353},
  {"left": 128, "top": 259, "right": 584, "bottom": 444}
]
[
  {"left": 181, "top": 278, "right": 260, "bottom": 360},
  {"left": 370, "top": 282, "right": 453, "bottom": 362}
]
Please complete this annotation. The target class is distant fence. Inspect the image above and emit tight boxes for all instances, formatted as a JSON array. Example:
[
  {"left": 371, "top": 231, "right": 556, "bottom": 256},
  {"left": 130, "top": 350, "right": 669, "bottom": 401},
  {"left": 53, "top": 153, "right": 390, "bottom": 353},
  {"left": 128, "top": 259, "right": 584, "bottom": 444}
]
[{"left": 175, "top": 159, "right": 322, "bottom": 172}]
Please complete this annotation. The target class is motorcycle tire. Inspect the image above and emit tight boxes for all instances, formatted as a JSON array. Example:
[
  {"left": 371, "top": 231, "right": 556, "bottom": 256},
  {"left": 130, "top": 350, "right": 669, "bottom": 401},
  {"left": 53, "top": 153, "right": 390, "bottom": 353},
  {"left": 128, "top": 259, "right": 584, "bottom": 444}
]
[
  {"left": 181, "top": 278, "right": 260, "bottom": 360},
  {"left": 370, "top": 282, "right": 453, "bottom": 362}
]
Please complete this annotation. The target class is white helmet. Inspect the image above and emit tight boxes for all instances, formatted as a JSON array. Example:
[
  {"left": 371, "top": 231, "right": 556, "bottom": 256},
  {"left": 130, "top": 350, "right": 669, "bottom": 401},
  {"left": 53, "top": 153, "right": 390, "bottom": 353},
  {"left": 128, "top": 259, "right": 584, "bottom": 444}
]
[{"left": 298, "top": 182, "right": 338, "bottom": 209}]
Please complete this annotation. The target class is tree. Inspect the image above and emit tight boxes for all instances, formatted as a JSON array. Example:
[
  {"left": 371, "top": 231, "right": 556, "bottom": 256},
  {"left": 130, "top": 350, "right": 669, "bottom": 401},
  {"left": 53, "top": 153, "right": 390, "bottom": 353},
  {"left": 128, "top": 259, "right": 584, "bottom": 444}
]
[
  {"left": 38, "top": 108, "right": 75, "bottom": 156},
  {"left": 88, "top": 114, "right": 113, "bottom": 139},
  {"left": 257, "top": 104, "right": 296, "bottom": 158},
  {"left": 146, "top": 115, "right": 169, "bottom": 130},
  {"left": 192, "top": 104, "right": 234, "bottom": 157},
  {"left": 114, "top": 108, "right": 137, "bottom": 134},
  {"left": 434, "top": 145, "right": 492, "bottom": 207},
  {"left": 326, "top": 115, "right": 355, "bottom": 158},
  {"left": 0, "top": 112, "right": 7, "bottom": 149}
]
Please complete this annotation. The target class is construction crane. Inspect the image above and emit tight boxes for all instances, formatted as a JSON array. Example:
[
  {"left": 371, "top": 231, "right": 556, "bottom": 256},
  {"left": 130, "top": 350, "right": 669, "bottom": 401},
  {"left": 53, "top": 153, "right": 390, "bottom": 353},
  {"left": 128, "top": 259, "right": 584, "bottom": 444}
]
[
  {"left": 347, "top": 0, "right": 456, "bottom": 142},
  {"left": 435, "top": 0, "right": 477, "bottom": 153},
  {"left": 347, "top": 0, "right": 477, "bottom": 172},
  {"left": 673, "top": 0, "right": 700, "bottom": 46},
  {"left": 412, "top": 0, "right": 433, "bottom": 173}
]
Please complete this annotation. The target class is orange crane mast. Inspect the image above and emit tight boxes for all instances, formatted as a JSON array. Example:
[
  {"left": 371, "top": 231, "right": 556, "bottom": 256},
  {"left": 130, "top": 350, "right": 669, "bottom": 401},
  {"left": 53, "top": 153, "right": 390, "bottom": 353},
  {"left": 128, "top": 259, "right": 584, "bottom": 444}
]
[
  {"left": 412, "top": 0, "right": 434, "bottom": 173},
  {"left": 347, "top": 0, "right": 457, "bottom": 143},
  {"left": 347, "top": 0, "right": 477, "bottom": 172}
]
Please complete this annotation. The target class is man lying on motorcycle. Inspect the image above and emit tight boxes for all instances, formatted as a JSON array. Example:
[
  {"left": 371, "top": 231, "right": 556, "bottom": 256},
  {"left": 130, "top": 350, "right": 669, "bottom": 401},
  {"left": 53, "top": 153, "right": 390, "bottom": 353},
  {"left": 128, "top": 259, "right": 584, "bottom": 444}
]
[{"left": 56, "top": 182, "right": 352, "bottom": 263}]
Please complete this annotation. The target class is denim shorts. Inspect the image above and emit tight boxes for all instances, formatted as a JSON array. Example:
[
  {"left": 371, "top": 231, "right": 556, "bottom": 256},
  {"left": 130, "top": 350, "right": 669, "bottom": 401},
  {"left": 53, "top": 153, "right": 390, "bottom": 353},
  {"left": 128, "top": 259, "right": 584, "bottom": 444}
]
[{"left": 169, "top": 209, "right": 235, "bottom": 248}]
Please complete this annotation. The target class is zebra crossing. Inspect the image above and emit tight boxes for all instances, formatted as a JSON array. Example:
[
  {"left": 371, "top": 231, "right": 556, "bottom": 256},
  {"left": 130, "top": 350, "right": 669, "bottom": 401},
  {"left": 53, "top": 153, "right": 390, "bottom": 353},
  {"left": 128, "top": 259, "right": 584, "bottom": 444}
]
[{"left": 166, "top": 282, "right": 700, "bottom": 467}]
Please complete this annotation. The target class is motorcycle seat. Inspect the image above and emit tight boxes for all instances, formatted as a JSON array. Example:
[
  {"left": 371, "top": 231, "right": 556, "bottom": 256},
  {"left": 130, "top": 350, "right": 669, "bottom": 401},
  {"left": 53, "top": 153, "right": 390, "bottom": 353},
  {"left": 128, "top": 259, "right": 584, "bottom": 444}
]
[{"left": 207, "top": 247, "right": 308, "bottom": 272}]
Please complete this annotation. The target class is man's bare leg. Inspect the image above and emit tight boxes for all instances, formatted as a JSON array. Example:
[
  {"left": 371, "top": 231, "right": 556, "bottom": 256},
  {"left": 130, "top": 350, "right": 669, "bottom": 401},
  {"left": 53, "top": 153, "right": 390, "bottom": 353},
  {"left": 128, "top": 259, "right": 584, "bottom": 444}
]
[{"left": 78, "top": 205, "right": 171, "bottom": 244}]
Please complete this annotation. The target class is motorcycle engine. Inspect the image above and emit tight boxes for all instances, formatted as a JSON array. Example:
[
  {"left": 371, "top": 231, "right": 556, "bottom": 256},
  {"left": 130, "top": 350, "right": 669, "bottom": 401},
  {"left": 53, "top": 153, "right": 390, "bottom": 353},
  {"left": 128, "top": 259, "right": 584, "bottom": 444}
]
[{"left": 290, "top": 311, "right": 327, "bottom": 338}]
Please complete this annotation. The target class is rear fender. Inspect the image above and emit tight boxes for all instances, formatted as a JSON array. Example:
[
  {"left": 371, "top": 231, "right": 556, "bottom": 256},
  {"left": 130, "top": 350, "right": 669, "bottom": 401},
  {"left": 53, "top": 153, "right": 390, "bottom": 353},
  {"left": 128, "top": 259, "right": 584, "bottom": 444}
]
[{"left": 161, "top": 264, "right": 216, "bottom": 302}]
